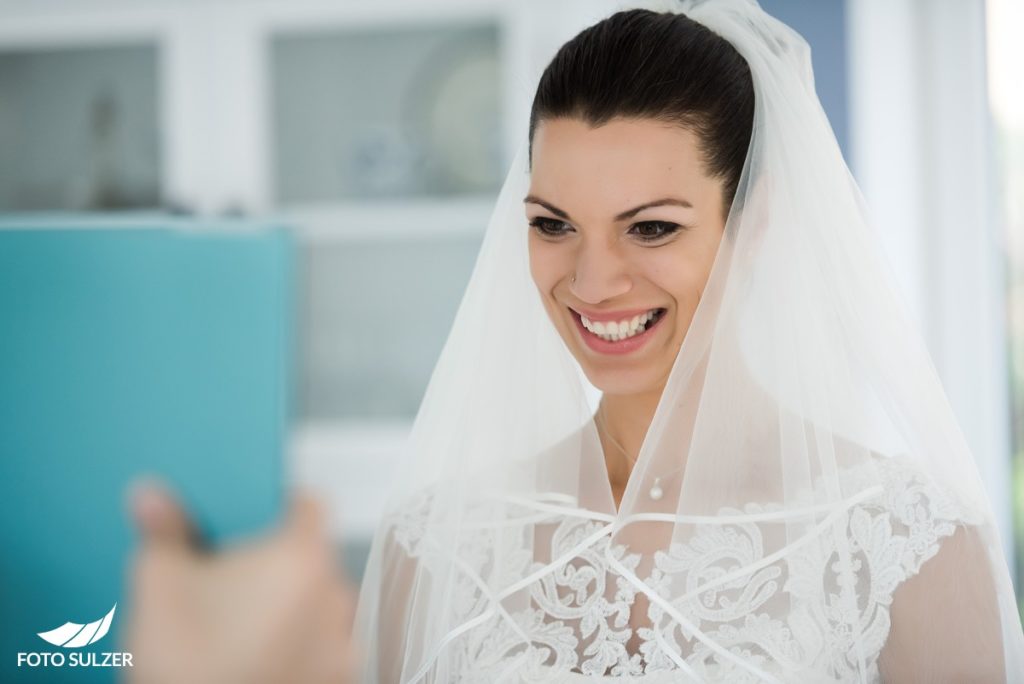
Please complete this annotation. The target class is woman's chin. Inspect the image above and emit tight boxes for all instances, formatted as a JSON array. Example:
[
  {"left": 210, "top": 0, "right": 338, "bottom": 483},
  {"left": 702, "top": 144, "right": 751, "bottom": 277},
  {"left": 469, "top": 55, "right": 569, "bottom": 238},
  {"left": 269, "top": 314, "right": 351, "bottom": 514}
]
[{"left": 578, "top": 363, "right": 667, "bottom": 398}]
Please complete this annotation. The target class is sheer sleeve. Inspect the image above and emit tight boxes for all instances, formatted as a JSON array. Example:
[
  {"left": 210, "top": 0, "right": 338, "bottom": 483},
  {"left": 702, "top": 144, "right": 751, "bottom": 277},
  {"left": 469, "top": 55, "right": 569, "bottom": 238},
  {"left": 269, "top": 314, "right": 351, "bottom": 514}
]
[{"left": 878, "top": 521, "right": 1007, "bottom": 682}]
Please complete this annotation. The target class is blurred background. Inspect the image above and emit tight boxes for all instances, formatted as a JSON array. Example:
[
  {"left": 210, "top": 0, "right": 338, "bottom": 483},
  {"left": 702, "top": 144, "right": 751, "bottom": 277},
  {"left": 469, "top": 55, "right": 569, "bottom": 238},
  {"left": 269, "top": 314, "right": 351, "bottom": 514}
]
[{"left": 0, "top": 0, "right": 1020, "bottom": 680}]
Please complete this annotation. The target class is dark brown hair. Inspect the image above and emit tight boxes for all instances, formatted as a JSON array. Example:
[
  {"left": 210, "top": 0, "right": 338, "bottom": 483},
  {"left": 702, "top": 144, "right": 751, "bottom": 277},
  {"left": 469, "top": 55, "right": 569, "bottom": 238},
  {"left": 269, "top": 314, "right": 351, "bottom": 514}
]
[{"left": 528, "top": 9, "right": 755, "bottom": 219}]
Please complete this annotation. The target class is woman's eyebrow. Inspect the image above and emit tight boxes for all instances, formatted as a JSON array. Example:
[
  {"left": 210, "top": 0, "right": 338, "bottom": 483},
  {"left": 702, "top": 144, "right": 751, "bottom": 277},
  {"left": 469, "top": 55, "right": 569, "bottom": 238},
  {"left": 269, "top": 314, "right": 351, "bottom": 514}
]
[{"left": 522, "top": 195, "right": 693, "bottom": 222}]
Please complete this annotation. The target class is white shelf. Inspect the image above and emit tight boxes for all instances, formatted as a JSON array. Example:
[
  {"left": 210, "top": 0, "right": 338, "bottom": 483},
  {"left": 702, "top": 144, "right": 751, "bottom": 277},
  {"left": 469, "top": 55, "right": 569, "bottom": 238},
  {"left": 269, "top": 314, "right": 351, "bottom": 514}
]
[
  {"left": 271, "top": 195, "right": 496, "bottom": 242},
  {"left": 0, "top": 0, "right": 617, "bottom": 218}
]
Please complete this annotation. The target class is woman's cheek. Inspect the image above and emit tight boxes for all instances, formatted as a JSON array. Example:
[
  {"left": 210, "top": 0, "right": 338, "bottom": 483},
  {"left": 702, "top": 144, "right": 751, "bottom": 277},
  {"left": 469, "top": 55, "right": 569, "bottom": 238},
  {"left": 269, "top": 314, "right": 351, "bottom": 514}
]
[{"left": 530, "top": 243, "right": 565, "bottom": 294}]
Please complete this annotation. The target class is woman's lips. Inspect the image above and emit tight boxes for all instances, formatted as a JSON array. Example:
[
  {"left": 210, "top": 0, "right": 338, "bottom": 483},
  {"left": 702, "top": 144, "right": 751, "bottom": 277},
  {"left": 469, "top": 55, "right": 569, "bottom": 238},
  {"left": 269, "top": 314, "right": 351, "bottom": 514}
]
[{"left": 569, "top": 306, "right": 667, "bottom": 355}]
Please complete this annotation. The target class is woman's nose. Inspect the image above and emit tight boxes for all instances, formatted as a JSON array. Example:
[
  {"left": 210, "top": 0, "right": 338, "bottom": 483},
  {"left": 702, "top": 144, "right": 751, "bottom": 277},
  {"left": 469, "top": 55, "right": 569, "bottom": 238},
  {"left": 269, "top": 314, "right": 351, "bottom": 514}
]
[{"left": 569, "top": 242, "right": 632, "bottom": 304}]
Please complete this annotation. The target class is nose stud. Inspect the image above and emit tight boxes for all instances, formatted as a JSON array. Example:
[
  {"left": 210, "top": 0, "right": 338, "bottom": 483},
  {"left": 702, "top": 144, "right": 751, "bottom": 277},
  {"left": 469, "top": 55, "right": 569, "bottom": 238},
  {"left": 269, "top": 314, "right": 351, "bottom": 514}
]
[{"left": 571, "top": 273, "right": 576, "bottom": 284}]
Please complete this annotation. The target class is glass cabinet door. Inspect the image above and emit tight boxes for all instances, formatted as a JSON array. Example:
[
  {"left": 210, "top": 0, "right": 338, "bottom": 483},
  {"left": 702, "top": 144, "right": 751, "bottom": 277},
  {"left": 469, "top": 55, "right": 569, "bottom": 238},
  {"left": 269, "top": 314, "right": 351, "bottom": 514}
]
[
  {"left": 0, "top": 43, "right": 161, "bottom": 212},
  {"left": 270, "top": 22, "right": 503, "bottom": 203},
  {"left": 298, "top": 232, "right": 484, "bottom": 422}
]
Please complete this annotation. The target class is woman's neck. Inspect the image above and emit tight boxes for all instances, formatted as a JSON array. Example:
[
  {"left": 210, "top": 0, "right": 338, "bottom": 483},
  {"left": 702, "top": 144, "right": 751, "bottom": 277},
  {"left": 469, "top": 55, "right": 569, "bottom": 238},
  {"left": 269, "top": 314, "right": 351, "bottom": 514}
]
[{"left": 597, "top": 389, "right": 662, "bottom": 502}]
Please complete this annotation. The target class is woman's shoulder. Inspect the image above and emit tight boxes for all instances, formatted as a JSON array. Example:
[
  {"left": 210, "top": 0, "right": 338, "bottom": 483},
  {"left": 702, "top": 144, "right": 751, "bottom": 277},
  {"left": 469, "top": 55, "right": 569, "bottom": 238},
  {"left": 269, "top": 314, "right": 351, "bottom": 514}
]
[
  {"left": 830, "top": 453, "right": 985, "bottom": 574},
  {"left": 847, "top": 453, "right": 983, "bottom": 528},
  {"left": 859, "top": 454, "right": 1008, "bottom": 680},
  {"left": 376, "top": 426, "right": 596, "bottom": 544}
]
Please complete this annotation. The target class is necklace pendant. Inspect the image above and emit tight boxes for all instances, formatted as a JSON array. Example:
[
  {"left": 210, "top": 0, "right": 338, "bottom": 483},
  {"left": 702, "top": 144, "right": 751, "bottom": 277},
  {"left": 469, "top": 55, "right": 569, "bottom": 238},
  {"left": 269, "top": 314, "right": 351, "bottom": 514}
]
[{"left": 649, "top": 477, "right": 663, "bottom": 501}]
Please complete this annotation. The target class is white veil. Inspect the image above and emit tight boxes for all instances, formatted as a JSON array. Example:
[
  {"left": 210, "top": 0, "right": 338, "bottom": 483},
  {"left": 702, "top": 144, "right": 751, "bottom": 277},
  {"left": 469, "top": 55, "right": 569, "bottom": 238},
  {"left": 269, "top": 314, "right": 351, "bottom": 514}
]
[{"left": 353, "top": 0, "right": 1024, "bottom": 681}]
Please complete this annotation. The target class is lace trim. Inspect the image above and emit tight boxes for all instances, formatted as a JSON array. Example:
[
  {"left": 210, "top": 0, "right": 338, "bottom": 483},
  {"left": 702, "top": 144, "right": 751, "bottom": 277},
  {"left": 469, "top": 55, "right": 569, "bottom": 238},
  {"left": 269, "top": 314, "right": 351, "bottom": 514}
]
[{"left": 386, "top": 456, "right": 980, "bottom": 682}]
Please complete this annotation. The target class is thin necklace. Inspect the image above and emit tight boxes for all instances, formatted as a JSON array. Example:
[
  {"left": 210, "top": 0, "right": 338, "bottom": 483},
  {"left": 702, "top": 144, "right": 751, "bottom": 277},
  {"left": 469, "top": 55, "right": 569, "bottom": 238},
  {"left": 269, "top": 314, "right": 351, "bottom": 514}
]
[{"left": 596, "top": 402, "right": 664, "bottom": 501}]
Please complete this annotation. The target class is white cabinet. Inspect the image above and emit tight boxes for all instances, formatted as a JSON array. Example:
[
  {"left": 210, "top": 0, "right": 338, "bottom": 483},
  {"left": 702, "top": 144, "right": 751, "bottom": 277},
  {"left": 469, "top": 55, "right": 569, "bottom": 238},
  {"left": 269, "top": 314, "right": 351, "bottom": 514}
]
[{"left": 0, "top": 0, "right": 618, "bottom": 559}]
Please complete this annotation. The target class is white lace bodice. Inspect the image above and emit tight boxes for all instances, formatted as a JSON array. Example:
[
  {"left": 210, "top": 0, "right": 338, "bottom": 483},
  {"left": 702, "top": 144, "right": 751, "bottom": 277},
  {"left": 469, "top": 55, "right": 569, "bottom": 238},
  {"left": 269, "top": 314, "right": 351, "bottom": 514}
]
[{"left": 388, "top": 455, "right": 979, "bottom": 683}]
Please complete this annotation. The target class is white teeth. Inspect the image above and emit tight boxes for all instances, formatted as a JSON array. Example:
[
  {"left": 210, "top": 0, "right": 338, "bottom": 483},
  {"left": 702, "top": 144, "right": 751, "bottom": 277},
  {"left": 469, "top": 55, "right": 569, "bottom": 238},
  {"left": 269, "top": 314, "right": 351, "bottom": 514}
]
[{"left": 579, "top": 308, "right": 661, "bottom": 341}]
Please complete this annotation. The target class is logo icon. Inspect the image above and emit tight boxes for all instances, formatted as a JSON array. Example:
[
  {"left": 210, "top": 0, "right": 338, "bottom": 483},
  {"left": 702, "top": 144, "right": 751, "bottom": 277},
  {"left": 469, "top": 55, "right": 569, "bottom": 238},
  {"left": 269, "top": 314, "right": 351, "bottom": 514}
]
[
  {"left": 36, "top": 603, "right": 117, "bottom": 648},
  {"left": 17, "top": 601, "right": 132, "bottom": 669}
]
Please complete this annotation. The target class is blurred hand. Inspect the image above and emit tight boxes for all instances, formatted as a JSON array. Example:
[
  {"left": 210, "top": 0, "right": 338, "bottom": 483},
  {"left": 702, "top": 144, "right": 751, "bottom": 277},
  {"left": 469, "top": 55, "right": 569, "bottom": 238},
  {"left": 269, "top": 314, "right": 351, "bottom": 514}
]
[{"left": 120, "top": 479, "right": 360, "bottom": 684}]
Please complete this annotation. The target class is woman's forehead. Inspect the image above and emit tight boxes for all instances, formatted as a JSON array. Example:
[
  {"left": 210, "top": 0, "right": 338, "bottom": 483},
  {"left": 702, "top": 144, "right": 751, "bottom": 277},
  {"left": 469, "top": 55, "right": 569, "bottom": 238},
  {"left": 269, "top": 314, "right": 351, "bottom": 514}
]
[
  {"left": 531, "top": 117, "right": 703, "bottom": 164},
  {"left": 528, "top": 118, "right": 717, "bottom": 215}
]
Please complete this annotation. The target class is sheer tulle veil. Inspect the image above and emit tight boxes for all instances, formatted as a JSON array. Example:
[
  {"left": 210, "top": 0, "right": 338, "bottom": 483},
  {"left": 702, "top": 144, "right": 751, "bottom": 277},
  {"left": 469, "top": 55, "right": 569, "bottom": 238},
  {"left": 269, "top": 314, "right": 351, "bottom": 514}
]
[{"left": 352, "top": 0, "right": 1024, "bottom": 681}]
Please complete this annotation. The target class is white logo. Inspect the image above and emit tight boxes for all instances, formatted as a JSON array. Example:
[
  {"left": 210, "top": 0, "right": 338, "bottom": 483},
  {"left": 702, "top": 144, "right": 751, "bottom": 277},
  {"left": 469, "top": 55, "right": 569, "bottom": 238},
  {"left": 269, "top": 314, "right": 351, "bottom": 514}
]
[
  {"left": 37, "top": 602, "right": 117, "bottom": 648},
  {"left": 16, "top": 602, "right": 133, "bottom": 669}
]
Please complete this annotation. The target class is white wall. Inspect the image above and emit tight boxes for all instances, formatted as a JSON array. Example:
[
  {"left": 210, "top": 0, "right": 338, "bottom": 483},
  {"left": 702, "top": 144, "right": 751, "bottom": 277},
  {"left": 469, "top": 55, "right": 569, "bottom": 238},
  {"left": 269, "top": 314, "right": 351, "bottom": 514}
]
[{"left": 848, "top": 0, "right": 1014, "bottom": 569}]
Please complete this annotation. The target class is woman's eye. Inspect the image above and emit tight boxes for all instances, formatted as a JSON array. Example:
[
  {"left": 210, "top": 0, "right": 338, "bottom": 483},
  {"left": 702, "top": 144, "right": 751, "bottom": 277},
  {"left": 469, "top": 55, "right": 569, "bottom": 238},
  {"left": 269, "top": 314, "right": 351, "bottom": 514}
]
[
  {"left": 629, "top": 221, "right": 682, "bottom": 242},
  {"left": 528, "top": 217, "right": 572, "bottom": 238}
]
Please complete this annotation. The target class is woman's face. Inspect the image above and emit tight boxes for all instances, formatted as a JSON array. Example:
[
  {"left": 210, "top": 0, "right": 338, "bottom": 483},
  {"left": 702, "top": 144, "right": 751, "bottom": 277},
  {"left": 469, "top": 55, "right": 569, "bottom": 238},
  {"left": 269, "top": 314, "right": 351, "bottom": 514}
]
[{"left": 526, "top": 116, "right": 727, "bottom": 397}]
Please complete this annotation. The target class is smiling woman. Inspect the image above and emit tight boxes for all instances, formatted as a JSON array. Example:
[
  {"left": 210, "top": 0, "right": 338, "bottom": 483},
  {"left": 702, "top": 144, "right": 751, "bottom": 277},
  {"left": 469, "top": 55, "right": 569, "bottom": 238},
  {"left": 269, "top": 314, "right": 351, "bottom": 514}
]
[
  {"left": 525, "top": 120, "right": 728, "bottom": 439},
  {"left": 352, "top": 1, "right": 1024, "bottom": 682},
  {"left": 523, "top": 121, "right": 730, "bottom": 511}
]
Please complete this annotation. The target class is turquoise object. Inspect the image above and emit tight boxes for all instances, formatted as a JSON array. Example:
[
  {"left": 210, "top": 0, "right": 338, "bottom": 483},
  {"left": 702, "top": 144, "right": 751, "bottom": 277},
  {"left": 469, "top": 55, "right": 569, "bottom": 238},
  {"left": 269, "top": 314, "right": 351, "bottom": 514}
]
[{"left": 0, "top": 215, "right": 293, "bottom": 683}]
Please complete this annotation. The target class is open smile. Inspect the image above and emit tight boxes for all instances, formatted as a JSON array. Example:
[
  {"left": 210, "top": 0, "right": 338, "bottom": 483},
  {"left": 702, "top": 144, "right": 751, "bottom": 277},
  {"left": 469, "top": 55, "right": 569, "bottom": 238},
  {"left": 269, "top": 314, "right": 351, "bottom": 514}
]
[{"left": 569, "top": 306, "right": 668, "bottom": 355}]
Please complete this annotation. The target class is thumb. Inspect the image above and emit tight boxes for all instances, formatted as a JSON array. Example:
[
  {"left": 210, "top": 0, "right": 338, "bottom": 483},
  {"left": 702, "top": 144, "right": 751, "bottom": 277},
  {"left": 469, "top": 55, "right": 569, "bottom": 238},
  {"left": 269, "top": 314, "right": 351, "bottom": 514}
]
[
  {"left": 284, "top": 486, "right": 328, "bottom": 539},
  {"left": 125, "top": 477, "right": 208, "bottom": 551}
]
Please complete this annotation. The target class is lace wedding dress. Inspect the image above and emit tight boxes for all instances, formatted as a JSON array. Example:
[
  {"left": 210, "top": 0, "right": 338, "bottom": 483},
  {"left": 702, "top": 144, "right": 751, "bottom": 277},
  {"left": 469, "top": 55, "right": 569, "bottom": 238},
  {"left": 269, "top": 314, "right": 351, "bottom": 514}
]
[{"left": 381, "top": 425, "right": 985, "bottom": 683}]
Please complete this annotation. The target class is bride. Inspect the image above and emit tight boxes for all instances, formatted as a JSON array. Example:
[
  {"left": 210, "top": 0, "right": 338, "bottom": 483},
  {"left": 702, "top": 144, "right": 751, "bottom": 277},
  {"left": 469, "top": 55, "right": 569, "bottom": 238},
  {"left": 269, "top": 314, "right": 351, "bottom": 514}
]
[
  {"left": 119, "top": 0, "right": 1024, "bottom": 681},
  {"left": 352, "top": 0, "right": 1024, "bottom": 682}
]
